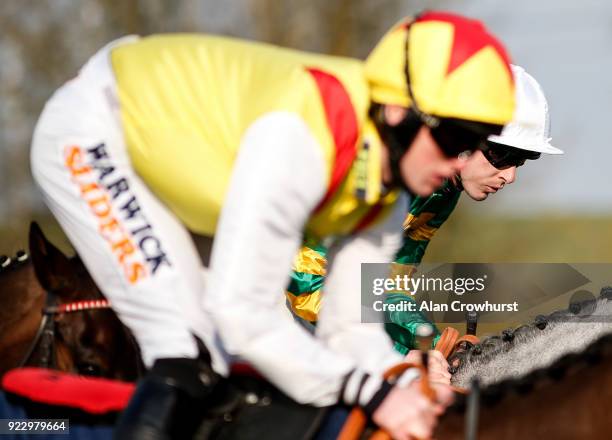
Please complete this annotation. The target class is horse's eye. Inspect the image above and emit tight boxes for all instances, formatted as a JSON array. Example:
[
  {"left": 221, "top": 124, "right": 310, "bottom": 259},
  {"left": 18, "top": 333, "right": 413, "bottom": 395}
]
[{"left": 79, "top": 363, "right": 102, "bottom": 377}]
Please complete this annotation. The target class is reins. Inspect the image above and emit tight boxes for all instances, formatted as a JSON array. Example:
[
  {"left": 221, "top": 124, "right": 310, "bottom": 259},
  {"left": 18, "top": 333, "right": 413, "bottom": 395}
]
[{"left": 338, "top": 323, "right": 480, "bottom": 440}]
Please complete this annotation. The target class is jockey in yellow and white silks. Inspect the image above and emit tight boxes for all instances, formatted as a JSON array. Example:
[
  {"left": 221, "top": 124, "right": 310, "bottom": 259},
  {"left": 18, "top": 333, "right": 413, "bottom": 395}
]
[{"left": 31, "top": 11, "right": 515, "bottom": 439}]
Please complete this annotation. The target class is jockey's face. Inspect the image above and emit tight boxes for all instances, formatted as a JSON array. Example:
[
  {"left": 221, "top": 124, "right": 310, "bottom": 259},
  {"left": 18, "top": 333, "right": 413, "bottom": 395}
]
[
  {"left": 398, "top": 125, "right": 466, "bottom": 197},
  {"left": 460, "top": 150, "right": 517, "bottom": 201},
  {"left": 381, "top": 105, "right": 468, "bottom": 197},
  {"left": 383, "top": 105, "right": 465, "bottom": 197}
]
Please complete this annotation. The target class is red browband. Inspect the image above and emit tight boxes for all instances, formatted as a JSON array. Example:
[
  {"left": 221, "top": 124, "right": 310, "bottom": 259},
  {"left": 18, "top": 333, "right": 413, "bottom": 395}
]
[{"left": 46, "top": 300, "right": 111, "bottom": 314}]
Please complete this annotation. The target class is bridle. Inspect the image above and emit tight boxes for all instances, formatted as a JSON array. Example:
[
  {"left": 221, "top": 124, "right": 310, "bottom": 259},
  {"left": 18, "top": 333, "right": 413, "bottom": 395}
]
[{"left": 18, "top": 290, "right": 112, "bottom": 369}]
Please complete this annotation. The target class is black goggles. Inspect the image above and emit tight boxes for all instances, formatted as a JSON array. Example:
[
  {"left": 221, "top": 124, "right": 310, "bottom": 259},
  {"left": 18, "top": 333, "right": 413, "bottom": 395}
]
[
  {"left": 384, "top": 108, "right": 503, "bottom": 159},
  {"left": 479, "top": 140, "right": 541, "bottom": 169},
  {"left": 428, "top": 117, "right": 502, "bottom": 158}
]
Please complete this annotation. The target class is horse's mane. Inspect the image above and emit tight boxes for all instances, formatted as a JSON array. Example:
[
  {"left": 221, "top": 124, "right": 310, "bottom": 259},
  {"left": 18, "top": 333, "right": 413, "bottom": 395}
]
[
  {"left": 452, "top": 287, "right": 612, "bottom": 388},
  {"left": 449, "top": 328, "right": 612, "bottom": 413}
]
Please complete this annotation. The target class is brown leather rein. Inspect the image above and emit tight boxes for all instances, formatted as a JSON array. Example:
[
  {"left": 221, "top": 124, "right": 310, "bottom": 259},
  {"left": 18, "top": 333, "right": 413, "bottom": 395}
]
[{"left": 338, "top": 326, "right": 478, "bottom": 440}]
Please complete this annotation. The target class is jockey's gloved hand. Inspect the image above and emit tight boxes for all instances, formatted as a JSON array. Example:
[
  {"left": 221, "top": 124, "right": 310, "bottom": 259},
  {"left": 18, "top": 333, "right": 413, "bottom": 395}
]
[{"left": 114, "top": 339, "right": 219, "bottom": 440}]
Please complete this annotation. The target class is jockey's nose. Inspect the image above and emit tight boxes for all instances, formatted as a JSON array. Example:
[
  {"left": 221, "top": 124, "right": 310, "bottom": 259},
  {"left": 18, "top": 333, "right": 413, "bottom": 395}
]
[{"left": 499, "top": 166, "right": 517, "bottom": 185}]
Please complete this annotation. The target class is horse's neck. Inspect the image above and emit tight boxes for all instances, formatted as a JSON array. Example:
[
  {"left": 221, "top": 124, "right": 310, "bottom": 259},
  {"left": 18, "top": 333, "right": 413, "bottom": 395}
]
[
  {"left": 439, "top": 337, "right": 612, "bottom": 440},
  {"left": 0, "top": 265, "right": 47, "bottom": 376},
  {"left": 453, "top": 299, "right": 612, "bottom": 387}
]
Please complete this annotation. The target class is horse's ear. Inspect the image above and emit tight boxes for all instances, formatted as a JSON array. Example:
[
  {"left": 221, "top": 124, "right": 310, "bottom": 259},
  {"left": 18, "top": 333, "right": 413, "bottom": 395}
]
[{"left": 28, "top": 222, "right": 77, "bottom": 294}]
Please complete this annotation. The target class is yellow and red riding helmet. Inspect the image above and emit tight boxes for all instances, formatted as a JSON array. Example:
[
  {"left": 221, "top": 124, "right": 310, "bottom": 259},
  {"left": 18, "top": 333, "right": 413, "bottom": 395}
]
[
  {"left": 364, "top": 12, "right": 516, "bottom": 190},
  {"left": 365, "top": 11, "right": 515, "bottom": 126}
]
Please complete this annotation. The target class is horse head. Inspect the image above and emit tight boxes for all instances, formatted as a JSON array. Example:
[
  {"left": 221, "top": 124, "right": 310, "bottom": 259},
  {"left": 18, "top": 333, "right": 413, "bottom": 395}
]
[{"left": 0, "top": 222, "right": 143, "bottom": 381}]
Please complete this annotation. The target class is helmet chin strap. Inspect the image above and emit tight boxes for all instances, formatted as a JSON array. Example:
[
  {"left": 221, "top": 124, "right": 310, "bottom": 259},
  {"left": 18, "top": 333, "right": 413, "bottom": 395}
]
[
  {"left": 370, "top": 104, "right": 422, "bottom": 193},
  {"left": 387, "top": 137, "right": 413, "bottom": 194}
]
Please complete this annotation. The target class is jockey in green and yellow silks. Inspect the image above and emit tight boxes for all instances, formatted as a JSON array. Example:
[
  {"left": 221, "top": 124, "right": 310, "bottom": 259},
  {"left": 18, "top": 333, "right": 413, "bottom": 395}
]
[{"left": 384, "top": 180, "right": 461, "bottom": 353}]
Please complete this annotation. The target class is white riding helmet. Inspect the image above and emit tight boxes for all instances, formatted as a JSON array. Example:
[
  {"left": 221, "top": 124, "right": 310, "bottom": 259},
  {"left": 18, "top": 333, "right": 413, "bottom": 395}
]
[{"left": 488, "top": 65, "right": 563, "bottom": 155}]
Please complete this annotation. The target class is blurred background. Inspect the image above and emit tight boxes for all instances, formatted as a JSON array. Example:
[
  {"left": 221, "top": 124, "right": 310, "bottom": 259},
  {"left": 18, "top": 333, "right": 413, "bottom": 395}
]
[{"left": 1, "top": 0, "right": 611, "bottom": 262}]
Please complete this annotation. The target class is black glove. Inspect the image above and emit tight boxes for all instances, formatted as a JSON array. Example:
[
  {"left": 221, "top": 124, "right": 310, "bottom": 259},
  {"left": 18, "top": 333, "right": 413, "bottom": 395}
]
[{"left": 114, "top": 345, "right": 219, "bottom": 440}]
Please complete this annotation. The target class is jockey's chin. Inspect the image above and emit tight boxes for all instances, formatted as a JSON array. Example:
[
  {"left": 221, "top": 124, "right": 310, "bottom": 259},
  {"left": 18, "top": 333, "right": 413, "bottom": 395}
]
[
  {"left": 462, "top": 178, "right": 508, "bottom": 201},
  {"left": 464, "top": 186, "right": 492, "bottom": 201}
]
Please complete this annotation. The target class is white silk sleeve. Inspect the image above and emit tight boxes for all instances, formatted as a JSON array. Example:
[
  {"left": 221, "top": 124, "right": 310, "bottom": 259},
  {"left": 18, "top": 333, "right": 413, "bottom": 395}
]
[
  {"left": 203, "top": 112, "right": 412, "bottom": 406},
  {"left": 316, "top": 196, "right": 408, "bottom": 372},
  {"left": 204, "top": 112, "right": 355, "bottom": 405}
]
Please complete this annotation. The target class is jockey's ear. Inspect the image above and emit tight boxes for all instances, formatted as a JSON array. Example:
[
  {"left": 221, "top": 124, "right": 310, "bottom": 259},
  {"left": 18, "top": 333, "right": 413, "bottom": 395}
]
[{"left": 28, "top": 221, "right": 78, "bottom": 296}]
